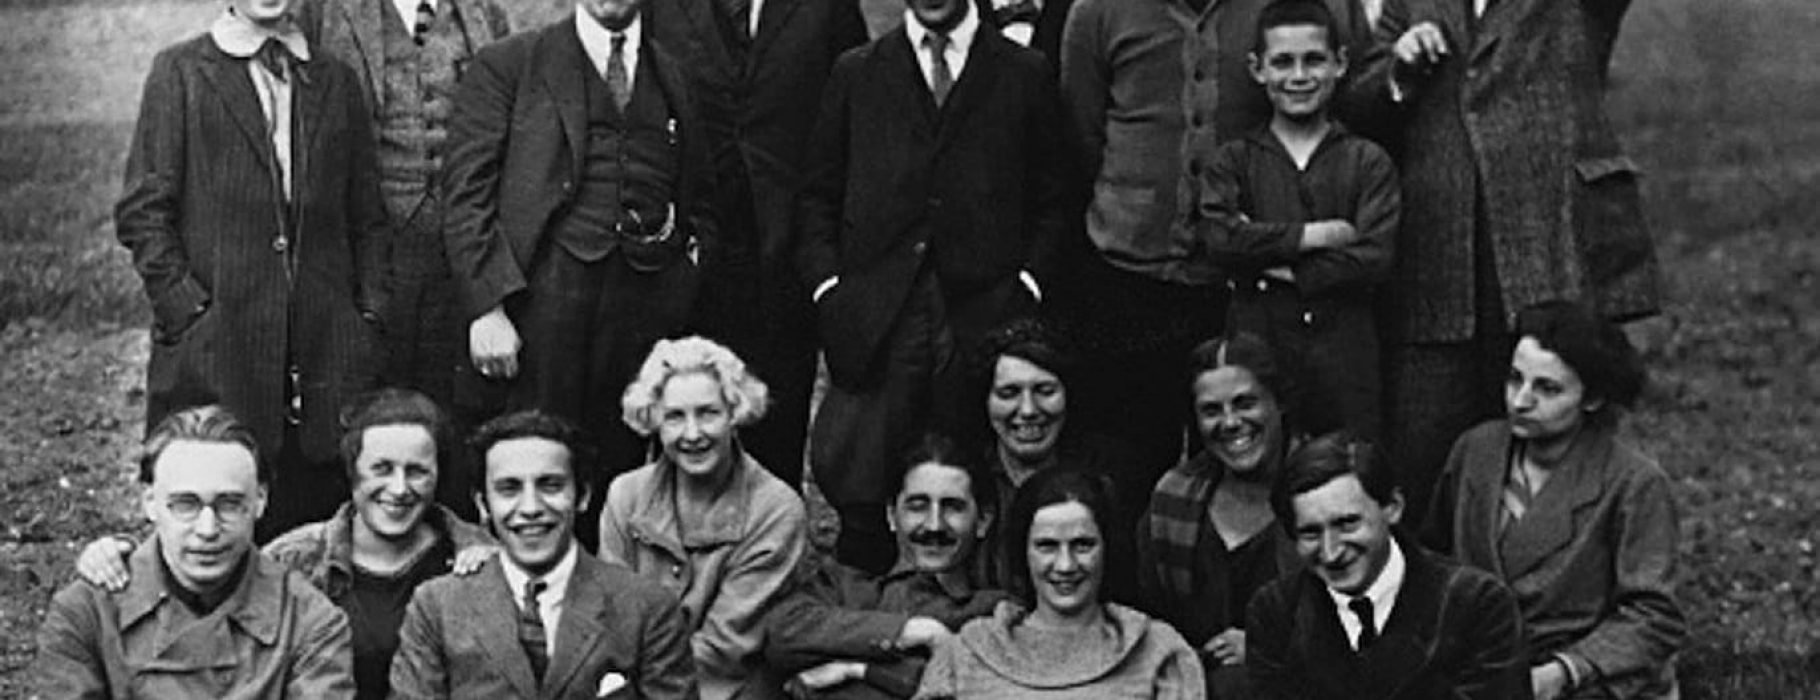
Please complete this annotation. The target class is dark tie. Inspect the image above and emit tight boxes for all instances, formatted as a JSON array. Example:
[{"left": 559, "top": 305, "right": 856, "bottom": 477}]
[
  {"left": 413, "top": 0, "right": 435, "bottom": 45},
  {"left": 1348, "top": 596, "right": 1378, "bottom": 650},
  {"left": 519, "top": 579, "right": 550, "bottom": 682},
  {"left": 923, "top": 31, "right": 953, "bottom": 107},
  {"left": 606, "top": 33, "right": 632, "bottom": 112},
  {"left": 254, "top": 38, "right": 295, "bottom": 84}
]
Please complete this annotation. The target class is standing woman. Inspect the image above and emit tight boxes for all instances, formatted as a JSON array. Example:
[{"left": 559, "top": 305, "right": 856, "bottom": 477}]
[
  {"left": 599, "top": 336, "right": 808, "bottom": 699},
  {"left": 1425, "top": 301, "right": 1685, "bottom": 699},
  {"left": 915, "top": 468, "right": 1204, "bottom": 699}
]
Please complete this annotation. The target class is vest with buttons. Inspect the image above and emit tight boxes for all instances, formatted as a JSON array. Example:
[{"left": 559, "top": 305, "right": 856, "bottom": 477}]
[
  {"left": 376, "top": 1, "right": 468, "bottom": 222},
  {"left": 549, "top": 43, "right": 680, "bottom": 263}
]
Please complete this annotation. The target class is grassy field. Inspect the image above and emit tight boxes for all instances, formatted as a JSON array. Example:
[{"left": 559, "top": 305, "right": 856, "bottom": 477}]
[{"left": 2, "top": 0, "right": 1817, "bottom": 696}]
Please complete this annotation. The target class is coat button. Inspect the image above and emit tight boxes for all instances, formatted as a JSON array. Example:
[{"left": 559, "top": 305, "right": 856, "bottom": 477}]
[
  {"left": 1302, "top": 311, "right": 1314, "bottom": 325},
  {"left": 913, "top": 241, "right": 928, "bottom": 255},
  {"left": 1255, "top": 278, "right": 1268, "bottom": 292},
  {"left": 272, "top": 236, "right": 289, "bottom": 253}
]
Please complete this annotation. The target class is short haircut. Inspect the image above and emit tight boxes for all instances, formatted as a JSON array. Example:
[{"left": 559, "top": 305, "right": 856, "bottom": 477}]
[
  {"left": 898, "top": 432, "right": 997, "bottom": 516},
  {"left": 1271, "top": 431, "right": 1394, "bottom": 531},
  {"left": 469, "top": 410, "right": 589, "bottom": 492},
  {"left": 1514, "top": 300, "right": 1647, "bottom": 417},
  {"left": 1002, "top": 467, "right": 1129, "bottom": 606},
  {"left": 975, "top": 317, "right": 1079, "bottom": 396},
  {"left": 336, "top": 388, "right": 453, "bottom": 480},
  {"left": 139, "top": 405, "right": 265, "bottom": 485},
  {"left": 1253, "top": 0, "right": 1342, "bottom": 55},
  {"left": 1188, "top": 331, "right": 1296, "bottom": 426},
  {"left": 621, "top": 336, "right": 770, "bottom": 436}
]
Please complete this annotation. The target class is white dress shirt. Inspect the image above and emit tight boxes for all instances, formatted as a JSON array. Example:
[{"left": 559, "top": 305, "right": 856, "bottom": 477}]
[
  {"left": 903, "top": 1, "right": 981, "bottom": 93},
  {"left": 1325, "top": 537, "right": 1407, "bottom": 650},
  {"left": 576, "top": 6, "right": 642, "bottom": 87},
  {"left": 499, "top": 545, "right": 580, "bottom": 656},
  {"left": 209, "top": 9, "right": 312, "bottom": 201}
]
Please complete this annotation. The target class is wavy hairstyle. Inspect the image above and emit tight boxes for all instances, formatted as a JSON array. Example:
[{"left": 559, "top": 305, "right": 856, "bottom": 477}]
[{"left": 621, "top": 335, "right": 771, "bottom": 436}]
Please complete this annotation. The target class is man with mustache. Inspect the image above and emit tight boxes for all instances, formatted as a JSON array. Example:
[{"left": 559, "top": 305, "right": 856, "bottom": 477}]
[{"left": 761, "top": 434, "right": 1011, "bottom": 699}]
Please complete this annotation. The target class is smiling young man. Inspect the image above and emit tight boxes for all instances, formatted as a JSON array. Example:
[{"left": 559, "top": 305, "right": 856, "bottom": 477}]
[
  {"left": 388, "top": 410, "right": 696, "bottom": 699},
  {"left": 36, "top": 406, "right": 355, "bottom": 698},
  {"left": 761, "top": 434, "right": 1011, "bottom": 699},
  {"left": 1246, "top": 433, "right": 1528, "bottom": 700}
]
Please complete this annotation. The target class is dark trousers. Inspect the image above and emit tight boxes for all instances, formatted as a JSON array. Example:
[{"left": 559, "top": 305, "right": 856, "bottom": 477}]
[
  {"left": 1228, "top": 278, "right": 1382, "bottom": 439},
  {"left": 507, "top": 245, "right": 697, "bottom": 551},
  {"left": 256, "top": 425, "right": 349, "bottom": 544},
  {"left": 379, "top": 199, "right": 461, "bottom": 409}
]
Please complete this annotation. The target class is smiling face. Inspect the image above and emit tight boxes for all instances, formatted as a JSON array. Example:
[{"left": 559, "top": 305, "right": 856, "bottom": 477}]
[
  {"left": 143, "top": 440, "right": 266, "bottom": 595},
  {"left": 1506, "top": 336, "right": 1596, "bottom": 444},
  {"left": 1251, "top": 24, "right": 1345, "bottom": 123},
  {"left": 351, "top": 424, "right": 438, "bottom": 542},
  {"left": 1194, "top": 366, "right": 1285, "bottom": 478},
  {"left": 889, "top": 461, "right": 989, "bottom": 573},
  {"left": 657, "top": 371, "right": 738, "bottom": 483},
  {"left": 1026, "top": 500, "right": 1104, "bottom": 622},
  {"left": 1290, "top": 474, "right": 1401, "bottom": 596},
  {"left": 988, "top": 355, "right": 1068, "bottom": 468},
  {"left": 228, "top": 0, "right": 297, "bottom": 27},
  {"left": 476, "top": 437, "right": 585, "bottom": 576}
]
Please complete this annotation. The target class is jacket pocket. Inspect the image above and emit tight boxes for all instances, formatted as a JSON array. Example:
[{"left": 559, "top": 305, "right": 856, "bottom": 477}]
[
  {"left": 1086, "top": 180, "right": 1168, "bottom": 257},
  {"left": 1571, "top": 155, "right": 1653, "bottom": 290}
]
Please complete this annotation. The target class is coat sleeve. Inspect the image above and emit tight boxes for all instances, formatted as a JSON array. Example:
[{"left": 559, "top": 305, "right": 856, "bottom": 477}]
[
  {"left": 1559, "top": 465, "right": 1687, "bottom": 686},
  {"left": 440, "top": 43, "right": 530, "bottom": 320},
  {"left": 639, "top": 591, "right": 705, "bottom": 699},
  {"left": 1341, "top": 0, "right": 1416, "bottom": 139},
  {"left": 1243, "top": 584, "right": 1299, "bottom": 700},
  {"left": 340, "top": 65, "right": 391, "bottom": 318},
  {"left": 1059, "top": 0, "right": 1108, "bottom": 183},
  {"left": 1152, "top": 634, "right": 1209, "bottom": 700},
  {"left": 1420, "top": 431, "right": 1471, "bottom": 555},
  {"left": 691, "top": 493, "right": 809, "bottom": 679},
  {"left": 596, "top": 475, "right": 639, "bottom": 568},
  {"left": 388, "top": 586, "right": 451, "bottom": 699},
  {"left": 761, "top": 563, "right": 912, "bottom": 672},
  {"left": 115, "top": 48, "right": 209, "bottom": 341},
  {"left": 1291, "top": 143, "right": 1399, "bottom": 297},
  {"left": 1023, "top": 58, "right": 1078, "bottom": 288},
  {"left": 794, "top": 51, "right": 856, "bottom": 289},
  {"left": 1194, "top": 141, "right": 1304, "bottom": 270},
  {"left": 286, "top": 592, "right": 357, "bottom": 699},
  {"left": 827, "top": 0, "right": 869, "bottom": 59},
  {"left": 907, "top": 635, "right": 960, "bottom": 700},
  {"left": 1450, "top": 571, "right": 1532, "bottom": 700},
  {"left": 32, "top": 585, "right": 111, "bottom": 699}
]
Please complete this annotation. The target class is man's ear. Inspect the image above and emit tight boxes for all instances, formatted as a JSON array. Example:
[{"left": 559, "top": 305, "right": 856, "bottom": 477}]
[
  {"left": 884, "top": 502, "right": 898, "bottom": 533},
  {"left": 472, "top": 491, "right": 490, "bottom": 524},
  {"left": 974, "top": 508, "right": 994, "bottom": 539},
  {"left": 1383, "top": 489, "right": 1405, "bottom": 527},
  {"left": 1336, "top": 46, "right": 1350, "bottom": 78},
  {"left": 252, "top": 484, "right": 270, "bottom": 521},
  {"left": 1248, "top": 52, "right": 1266, "bottom": 84},
  {"left": 576, "top": 482, "right": 595, "bottom": 516},
  {"left": 141, "top": 486, "right": 159, "bottom": 523}
]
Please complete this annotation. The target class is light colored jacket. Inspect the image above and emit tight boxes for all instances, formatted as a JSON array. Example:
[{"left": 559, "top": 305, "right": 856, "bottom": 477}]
[
  {"left": 598, "top": 450, "right": 808, "bottom": 700},
  {"left": 34, "top": 539, "right": 354, "bottom": 699},
  {"left": 914, "top": 600, "right": 1205, "bottom": 700}
]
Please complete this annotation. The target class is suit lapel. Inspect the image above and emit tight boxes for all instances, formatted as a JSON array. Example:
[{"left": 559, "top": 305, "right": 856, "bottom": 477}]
[
  {"left": 542, "top": 556, "right": 614, "bottom": 698},
  {"left": 675, "top": 0, "right": 740, "bottom": 77},
  {"left": 540, "top": 23, "right": 591, "bottom": 185},
  {"left": 879, "top": 27, "right": 938, "bottom": 136},
  {"left": 1294, "top": 576, "right": 1362, "bottom": 697},
  {"left": 749, "top": 0, "right": 803, "bottom": 63},
  {"left": 1359, "top": 546, "right": 1443, "bottom": 699},
  {"left": 1498, "top": 425, "right": 1613, "bottom": 579},
  {"left": 297, "top": 57, "right": 331, "bottom": 162},
  {"left": 340, "top": 0, "right": 386, "bottom": 110},
  {"left": 933, "top": 30, "right": 1001, "bottom": 154},
  {"left": 198, "top": 52, "right": 278, "bottom": 177},
  {"left": 458, "top": 564, "right": 541, "bottom": 698},
  {"left": 1459, "top": 428, "right": 1513, "bottom": 578}
]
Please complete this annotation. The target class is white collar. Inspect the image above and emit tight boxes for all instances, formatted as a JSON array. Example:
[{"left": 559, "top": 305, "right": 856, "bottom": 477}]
[
  {"left": 575, "top": 7, "right": 642, "bottom": 77},
  {"left": 209, "top": 7, "right": 311, "bottom": 60},
  {"left": 499, "top": 543, "right": 579, "bottom": 607},
  {"left": 903, "top": 0, "right": 981, "bottom": 57},
  {"left": 1326, "top": 536, "right": 1407, "bottom": 628}
]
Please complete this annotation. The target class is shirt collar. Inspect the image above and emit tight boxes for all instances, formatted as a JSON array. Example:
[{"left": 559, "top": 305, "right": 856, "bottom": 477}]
[
  {"left": 883, "top": 557, "right": 978, "bottom": 600},
  {"left": 903, "top": 0, "right": 980, "bottom": 56},
  {"left": 120, "top": 537, "right": 285, "bottom": 645},
  {"left": 1325, "top": 536, "right": 1407, "bottom": 618},
  {"left": 209, "top": 7, "right": 311, "bottom": 61},
  {"left": 575, "top": 7, "right": 642, "bottom": 76},
  {"left": 499, "top": 542, "right": 580, "bottom": 607}
]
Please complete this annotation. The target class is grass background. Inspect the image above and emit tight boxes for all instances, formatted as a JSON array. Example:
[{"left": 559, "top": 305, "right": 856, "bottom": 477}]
[{"left": 1, "top": 0, "right": 1816, "bottom": 696}]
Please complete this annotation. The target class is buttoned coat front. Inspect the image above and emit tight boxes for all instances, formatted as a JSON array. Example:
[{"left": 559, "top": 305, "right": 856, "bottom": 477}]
[
  {"left": 388, "top": 552, "right": 700, "bottom": 699},
  {"left": 1424, "top": 420, "right": 1686, "bottom": 698},
  {"left": 1353, "top": 0, "right": 1661, "bottom": 342},
  {"left": 116, "top": 34, "right": 387, "bottom": 464}
]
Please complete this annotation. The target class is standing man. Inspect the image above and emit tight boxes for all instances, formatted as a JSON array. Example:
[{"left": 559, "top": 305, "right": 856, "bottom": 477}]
[
  {"left": 1355, "top": 0, "right": 1661, "bottom": 525},
  {"left": 1056, "top": 0, "right": 1372, "bottom": 502},
  {"left": 441, "top": 0, "right": 717, "bottom": 547},
  {"left": 389, "top": 410, "right": 697, "bottom": 699},
  {"left": 797, "top": 0, "right": 1074, "bottom": 573},
  {"left": 644, "top": 0, "right": 867, "bottom": 488},
  {"left": 116, "top": 0, "right": 389, "bottom": 541},
  {"left": 36, "top": 406, "right": 355, "bottom": 698},
  {"left": 1247, "top": 433, "right": 1528, "bottom": 700}
]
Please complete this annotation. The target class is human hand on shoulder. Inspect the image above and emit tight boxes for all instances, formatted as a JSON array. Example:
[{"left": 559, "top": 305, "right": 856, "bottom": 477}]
[
  {"left": 894, "top": 616, "right": 953, "bottom": 650},
  {"left": 74, "top": 535, "right": 136, "bottom": 591}
]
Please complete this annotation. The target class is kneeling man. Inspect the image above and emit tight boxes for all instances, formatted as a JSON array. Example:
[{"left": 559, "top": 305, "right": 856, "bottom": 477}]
[
  {"left": 388, "top": 411, "right": 696, "bottom": 698},
  {"left": 35, "top": 406, "right": 354, "bottom": 698},
  {"left": 1247, "top": 433, "right": 1529, "bottom": 700}
]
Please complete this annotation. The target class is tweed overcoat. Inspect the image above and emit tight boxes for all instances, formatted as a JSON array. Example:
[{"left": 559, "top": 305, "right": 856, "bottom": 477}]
[
  {"left": 1353, "top": 0, "right": 1660, "bottom": 342},
  {"left": 1424, "top": 420, "right": 1686, "bottom": 698},
  {"left": 116, "top": 34, "right": 387, "bottom": 464}
]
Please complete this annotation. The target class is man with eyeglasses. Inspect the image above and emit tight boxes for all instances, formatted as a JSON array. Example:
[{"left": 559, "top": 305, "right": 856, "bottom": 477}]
[{"left": 35, "top": 405, "right": 355, "bottom": 698}]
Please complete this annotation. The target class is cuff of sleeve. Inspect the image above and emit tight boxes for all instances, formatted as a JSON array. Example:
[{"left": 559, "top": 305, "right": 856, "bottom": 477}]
[
  {"left": 1018, "top": 270, "right": 1041, "bottom": 302},
  {"left": 1554, "top": 652, "right": 1594, "bottom": 690},
  {"left": 812, "top": 276, "right": 840, "bottom": 303},
  {"left": 151, "top": 275, "right": 210, "bottom": 331}
]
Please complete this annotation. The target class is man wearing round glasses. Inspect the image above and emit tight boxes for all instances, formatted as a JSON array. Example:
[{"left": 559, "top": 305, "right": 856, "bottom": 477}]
[{"left": 35, "top": 405, "right": 354, "bottom": 698}]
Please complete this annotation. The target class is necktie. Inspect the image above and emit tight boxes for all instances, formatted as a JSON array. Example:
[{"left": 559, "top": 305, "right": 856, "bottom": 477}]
[
  {"left": 1348, "top": 596, "right": 1378, "bottom": 650},
  {"left": 519, "top": 579, "right": 550, "bottom": 682},
  {"left": 923, "top": 31, "right": 953, "bottom": 107},
  {"left": 254, "top": 38, "right": 295, "bottom": 84},
  {"left": 606, "top": 33, "right": 632, "bottom": 111},
  {"left": 413, "top": 0, "right": 435, "bottom": 45}
]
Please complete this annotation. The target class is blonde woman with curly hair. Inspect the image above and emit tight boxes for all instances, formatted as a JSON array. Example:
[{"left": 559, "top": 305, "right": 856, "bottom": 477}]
[{"left": 598, "top": 336, "right": 808, "bottom": 699}]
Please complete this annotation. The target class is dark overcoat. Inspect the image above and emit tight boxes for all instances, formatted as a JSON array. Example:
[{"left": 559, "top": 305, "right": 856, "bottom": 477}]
[
  {"left": 116, "top": 34, "right": 386, "bottom": 464},
  {"left": 1353, "top": 0, "right": 1660, "bottom": 343}
]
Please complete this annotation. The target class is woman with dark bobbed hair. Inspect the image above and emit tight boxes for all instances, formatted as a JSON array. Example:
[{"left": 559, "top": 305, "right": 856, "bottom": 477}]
[
  {"left": 915, "top": 468, "right": 1204, "bottom": 699},
  {"left": 1424, "top": 301, "right": 1686, "bottom": 699}
]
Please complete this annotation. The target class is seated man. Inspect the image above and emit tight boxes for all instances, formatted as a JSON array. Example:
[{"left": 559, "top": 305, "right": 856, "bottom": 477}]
[
  {"left": 388, "top": 410, "right": 696, "bottom": 699},
  {"left": 1246, "top": 433, "right": 1529, "bottom": 700},
  {"left": 35, "top": 406, "right": 354, "bottom": 698},
  {"left": 764, "top": 434, "right": 1010, "bottom": 699}
]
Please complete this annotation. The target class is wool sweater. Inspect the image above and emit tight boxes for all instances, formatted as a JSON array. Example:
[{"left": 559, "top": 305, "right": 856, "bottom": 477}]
[{"left": 913, "top": 600, "right": 1204, "bottom": 699}]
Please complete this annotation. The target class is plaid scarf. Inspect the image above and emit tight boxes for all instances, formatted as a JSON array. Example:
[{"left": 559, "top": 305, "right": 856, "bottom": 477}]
[{"left": 1145, "top": 451, "right": 1224, "bottom": 599}]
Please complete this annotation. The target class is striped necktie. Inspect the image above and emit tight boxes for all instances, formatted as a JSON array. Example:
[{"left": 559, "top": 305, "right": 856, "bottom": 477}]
[
  {"left": 519, "top": 579, "right": 550, "bottom": 682},
  {"left": 923, "top": 31, "right": 952, "bottom": 107},
  {"left": 605, "top": 33, "right": 632, "bottom": 111},
  {"left": 413, "top": 0, "right": 434, "bottom": 45}
]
